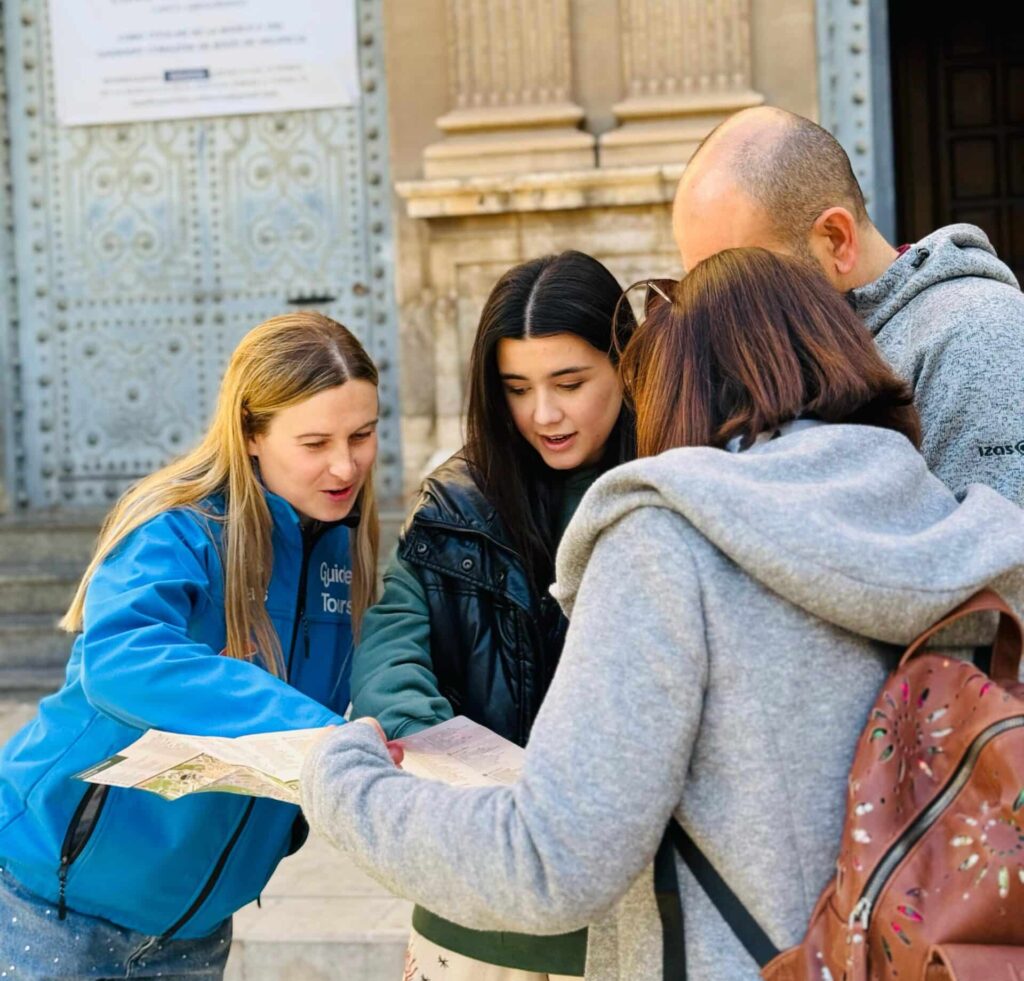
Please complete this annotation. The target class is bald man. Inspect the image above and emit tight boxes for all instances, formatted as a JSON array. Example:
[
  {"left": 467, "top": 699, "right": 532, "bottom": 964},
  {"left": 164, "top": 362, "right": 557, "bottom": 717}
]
[{"left": 673, "top": 106, "right": 1024, "bottom": 507}]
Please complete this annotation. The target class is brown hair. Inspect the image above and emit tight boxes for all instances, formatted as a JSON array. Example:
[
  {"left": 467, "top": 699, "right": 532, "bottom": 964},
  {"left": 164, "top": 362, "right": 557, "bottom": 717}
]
[{"left": 622, "top": 247, "right": 920, "bottom": 457}]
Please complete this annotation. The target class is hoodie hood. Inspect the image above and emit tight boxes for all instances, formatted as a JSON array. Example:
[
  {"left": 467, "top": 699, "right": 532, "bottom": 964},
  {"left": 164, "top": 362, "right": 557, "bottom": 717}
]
[
  {"left": 850, "top": 224, "right": 1020, "bottom": 337},
  {"left": 554, "top": 423, "right": 1024, "bottom": 647}
]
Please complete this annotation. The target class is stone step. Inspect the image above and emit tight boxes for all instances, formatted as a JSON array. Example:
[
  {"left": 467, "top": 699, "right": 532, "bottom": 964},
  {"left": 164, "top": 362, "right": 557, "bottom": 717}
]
[
  {"left": 0, "top": 563, "right": 82, "bottom": 615},
  {"left": 0, "top": 612, "right": 74, "bottom": 670},
  {"left": 0, "top": 514, "right": 103, "bottom": 566},
  {"left": 225, "top": 834, "right": 411, "bottom": 981}
]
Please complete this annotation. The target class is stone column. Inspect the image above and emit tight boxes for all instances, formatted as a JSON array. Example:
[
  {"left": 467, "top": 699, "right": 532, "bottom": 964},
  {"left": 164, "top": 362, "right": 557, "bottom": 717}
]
[
  {"left": 599, "top": 0, "right": 764, "bottom": 166},
  {"left": 423, "top": 0, "right": 596, "bottom": 178}
]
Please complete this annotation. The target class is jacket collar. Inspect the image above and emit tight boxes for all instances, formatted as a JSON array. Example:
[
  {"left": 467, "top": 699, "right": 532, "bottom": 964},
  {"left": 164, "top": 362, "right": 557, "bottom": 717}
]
[{"left": 407, "top": 454, "right": 514, "bottom": 550}]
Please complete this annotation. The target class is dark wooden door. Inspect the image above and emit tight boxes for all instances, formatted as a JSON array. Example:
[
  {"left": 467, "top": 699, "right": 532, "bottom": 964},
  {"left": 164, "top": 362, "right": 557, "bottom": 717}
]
[{"left": 889, "top": 3, "right": 1024, "bottom": 281}]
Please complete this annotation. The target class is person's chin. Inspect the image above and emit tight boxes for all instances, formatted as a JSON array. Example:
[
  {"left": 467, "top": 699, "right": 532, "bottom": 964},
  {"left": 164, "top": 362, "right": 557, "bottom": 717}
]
[
  {"left": 306, "top": 497, "right": 357, "bottom": 523},
  {"left": 538, "top": 449, "right": 583, "bottom": 470}
]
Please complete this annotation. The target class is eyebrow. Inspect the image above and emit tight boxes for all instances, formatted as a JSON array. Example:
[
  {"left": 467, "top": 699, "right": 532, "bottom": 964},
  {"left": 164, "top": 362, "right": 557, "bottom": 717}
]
[
  {"left": 294, "top": 418, "right": 379, "bottom": 439},
  {"left": 499, "top": 365, "right": 593, "bottom": 381}
]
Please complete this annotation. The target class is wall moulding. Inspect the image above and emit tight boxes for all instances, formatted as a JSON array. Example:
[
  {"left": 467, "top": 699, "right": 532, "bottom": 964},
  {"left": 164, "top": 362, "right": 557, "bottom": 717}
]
[
  {"left": 599, "top": 90, "right": 764, "bottom": 166},
  {"left": 436, "top": 102, "right": 585, "bottom": 132},
  {"left": 397, "top": 163, "right": 685, "bottom": 219}
]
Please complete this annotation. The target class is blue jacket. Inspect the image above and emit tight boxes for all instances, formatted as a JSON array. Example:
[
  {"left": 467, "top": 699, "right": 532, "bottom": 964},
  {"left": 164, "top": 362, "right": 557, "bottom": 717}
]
[{"left": 0, "top": 491, "right": 354, "bottom": 938}]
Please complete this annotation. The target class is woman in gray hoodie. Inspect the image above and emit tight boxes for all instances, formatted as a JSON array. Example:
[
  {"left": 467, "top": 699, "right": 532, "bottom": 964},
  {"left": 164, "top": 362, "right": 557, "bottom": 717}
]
[{"left": 300, "top": 248, "right": 1024, "bottom": 981}]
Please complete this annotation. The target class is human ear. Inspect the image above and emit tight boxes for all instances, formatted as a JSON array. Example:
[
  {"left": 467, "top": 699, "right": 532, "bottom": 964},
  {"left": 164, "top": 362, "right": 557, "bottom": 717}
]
[
  {"left": 810, "top": 207, "right": 860, "bottom": 280},
  {"left": 245, "top": 423, "right": 261, "bottom": 458},
  {"left": 242, "top": 408, "right": 259, "bottom": 457}
]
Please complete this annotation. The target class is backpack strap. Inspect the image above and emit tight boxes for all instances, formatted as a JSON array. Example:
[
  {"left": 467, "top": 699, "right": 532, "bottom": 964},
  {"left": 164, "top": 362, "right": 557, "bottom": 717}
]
[
  {"left": 666, "top": 819, "right": 780, "bottom": 972},
  {"left": 654, "top": 829, "right": 687, "bottom": 980},
  {"left": 899, "top": 589, "right": 1022, "bottom": 682}
]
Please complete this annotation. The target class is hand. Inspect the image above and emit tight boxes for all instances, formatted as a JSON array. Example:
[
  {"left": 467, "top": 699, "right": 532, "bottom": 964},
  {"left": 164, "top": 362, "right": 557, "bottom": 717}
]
[{"left": 352, "top": 717, "right": 404, "bottom": 766}]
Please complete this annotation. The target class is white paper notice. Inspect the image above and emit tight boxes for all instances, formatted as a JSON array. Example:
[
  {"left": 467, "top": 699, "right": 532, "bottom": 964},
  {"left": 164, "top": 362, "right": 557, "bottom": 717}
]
[
  {"left": 397, "top": 717, "right": 525, "bottom": 788},
  {"left": 49, "top": 0, "right": 360, "bottom": 126}
]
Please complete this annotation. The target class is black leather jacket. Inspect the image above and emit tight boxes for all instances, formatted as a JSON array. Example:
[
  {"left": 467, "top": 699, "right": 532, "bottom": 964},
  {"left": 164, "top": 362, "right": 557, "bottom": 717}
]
[{"left": 397, "top": 456, "right": 568, "bottom": 746}]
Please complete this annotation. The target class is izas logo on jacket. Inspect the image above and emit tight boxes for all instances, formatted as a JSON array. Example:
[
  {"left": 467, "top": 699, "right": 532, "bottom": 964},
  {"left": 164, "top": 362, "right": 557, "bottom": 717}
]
[{"left": 977, "top": 440, "right": 1024, "bottom": 458}]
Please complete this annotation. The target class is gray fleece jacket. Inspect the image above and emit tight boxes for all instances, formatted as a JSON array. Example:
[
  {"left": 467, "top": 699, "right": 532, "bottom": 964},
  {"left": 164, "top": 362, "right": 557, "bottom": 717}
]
[
  {"left": 301, "top": 423, "right": 1024, "bottom": 981},
  {"left": 851, "top": 223, "right": 1024, "bottom": 507}
]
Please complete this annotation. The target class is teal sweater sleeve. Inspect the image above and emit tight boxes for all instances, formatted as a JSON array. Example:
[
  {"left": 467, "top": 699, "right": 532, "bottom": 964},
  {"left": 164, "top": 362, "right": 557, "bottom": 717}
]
[{"left": 350, "top": 547, "right": 454, "bottom": 739}]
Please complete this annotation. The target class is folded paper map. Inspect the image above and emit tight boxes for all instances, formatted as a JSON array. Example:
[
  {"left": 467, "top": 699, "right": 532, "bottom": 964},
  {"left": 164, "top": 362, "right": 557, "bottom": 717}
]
[
  {"left": 396, "top": 715, "right": 524, "bottom": 787},
  {"left": 77, "top": 716, "right": 524, "bottom": 805},
  {"left": 76, "top": 727, "right": 326, "bottom": 804}
]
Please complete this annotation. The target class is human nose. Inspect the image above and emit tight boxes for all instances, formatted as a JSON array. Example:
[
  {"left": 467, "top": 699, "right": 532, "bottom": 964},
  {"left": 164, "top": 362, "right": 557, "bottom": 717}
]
[
  {"left": 328, "top": 448, "right": 356, "bottom": 482},
  {"left": 532, "top": 389, "right": 563, "bottom": 427}
]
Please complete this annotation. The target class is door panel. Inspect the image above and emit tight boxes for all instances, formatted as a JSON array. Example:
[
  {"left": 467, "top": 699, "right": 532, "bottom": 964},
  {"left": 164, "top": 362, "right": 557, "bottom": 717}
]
[
  {"left": 889, "top": 2, "right": 1024, "bottom": 281},
  {"left": 2, "top": 0, "right": 400, "bottom": 509}
]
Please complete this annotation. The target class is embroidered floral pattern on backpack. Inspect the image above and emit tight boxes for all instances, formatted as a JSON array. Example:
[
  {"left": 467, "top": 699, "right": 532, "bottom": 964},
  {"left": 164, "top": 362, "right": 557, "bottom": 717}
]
[
  {"left": 891, "top": 920, "right": 912, "bottom": 947},
  {"left": 848, "top": 689, "right": 957, "bottom": 852},
  {"left": 885, "top": 884, "right": 930, "bottom": 949},
  {"left": 869, "top": 683, "right": 951, "bottom": 786},
  {"left": 950, "top": 802, "right": 1024, "bottom": 900},
  {"left": 772, "top": 593, "right": 1024, "bottom": 981}
]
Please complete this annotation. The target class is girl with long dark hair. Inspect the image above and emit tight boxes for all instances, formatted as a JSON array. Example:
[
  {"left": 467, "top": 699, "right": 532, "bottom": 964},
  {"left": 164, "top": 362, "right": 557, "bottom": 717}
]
[{"left": 349, "top": 251, "right": 635, "bottom": 980}]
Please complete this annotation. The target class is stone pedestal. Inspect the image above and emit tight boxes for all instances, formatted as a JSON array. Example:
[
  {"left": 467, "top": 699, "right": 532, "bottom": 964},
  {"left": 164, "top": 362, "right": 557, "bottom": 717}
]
[
  {"left": 600, "top": 0, "right": 764, "bottom": 166},
  {"left": 422, "top": 0, "right": 595, "bottom": 178}
]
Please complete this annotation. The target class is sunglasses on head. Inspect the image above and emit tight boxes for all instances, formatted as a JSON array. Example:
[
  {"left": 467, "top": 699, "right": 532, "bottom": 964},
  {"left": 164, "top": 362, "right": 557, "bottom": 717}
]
[{"left": 613, "top": 278, "right": 677, "bottom": 334}]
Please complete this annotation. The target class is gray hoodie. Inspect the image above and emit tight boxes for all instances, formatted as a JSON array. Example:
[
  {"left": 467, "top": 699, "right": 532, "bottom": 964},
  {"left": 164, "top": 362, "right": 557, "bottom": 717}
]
[
  {"left": 301, "top": 424, "right": 1024, "bottom": 981},
  {"left": 851, "top": 223, "right": 1024, "bottom": 507}
]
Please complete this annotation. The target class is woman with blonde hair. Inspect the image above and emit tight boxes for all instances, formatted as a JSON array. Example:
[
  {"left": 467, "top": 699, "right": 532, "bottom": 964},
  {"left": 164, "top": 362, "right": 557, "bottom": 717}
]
[{"left": 0, "top": 311, "right": 379, "bottom": 978}]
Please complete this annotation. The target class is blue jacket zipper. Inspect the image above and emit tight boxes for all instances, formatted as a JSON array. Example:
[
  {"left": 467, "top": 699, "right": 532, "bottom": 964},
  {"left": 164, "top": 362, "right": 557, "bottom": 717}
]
[
  {"left": 57, "top": 784, "right": 110, "bottom": 919},
  {"left": 286, "top": 523, "right": 328, "bottom": 676},
  {"left": 164, "top": 524, "right": 330, "bottom": 938},
  {"left": 160, "top": 798, "right": 255, "bottom": 941}
]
